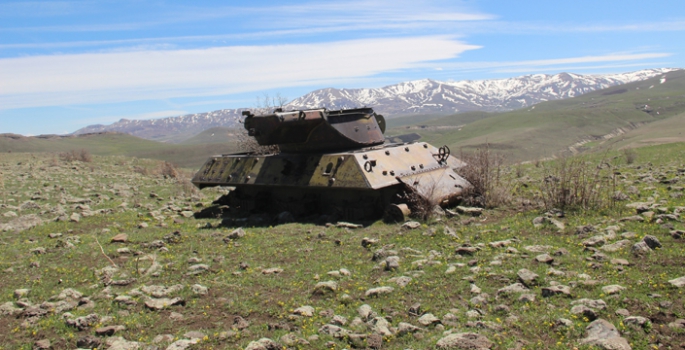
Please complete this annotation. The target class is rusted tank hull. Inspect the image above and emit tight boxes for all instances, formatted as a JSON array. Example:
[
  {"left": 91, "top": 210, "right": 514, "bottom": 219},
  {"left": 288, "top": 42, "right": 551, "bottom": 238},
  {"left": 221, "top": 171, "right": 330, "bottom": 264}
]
[{"left": 192, "top": 141, "right": 470, "bottom": 220}]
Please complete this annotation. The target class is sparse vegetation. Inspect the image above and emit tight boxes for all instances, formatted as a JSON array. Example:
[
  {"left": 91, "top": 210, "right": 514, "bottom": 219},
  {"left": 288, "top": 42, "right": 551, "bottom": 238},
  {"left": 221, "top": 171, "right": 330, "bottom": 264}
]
[
  {"left": 59, "top": 149, "right": 92, "bottom": 163},
  {"left": 538, "top": 155, "right": 615, "bottom": 211},
  {"left": 459, "top": 145, "right": 512, "bottom": 208},
  {"left": 1, "top": 142, "right": 683, "bottom": 349}
]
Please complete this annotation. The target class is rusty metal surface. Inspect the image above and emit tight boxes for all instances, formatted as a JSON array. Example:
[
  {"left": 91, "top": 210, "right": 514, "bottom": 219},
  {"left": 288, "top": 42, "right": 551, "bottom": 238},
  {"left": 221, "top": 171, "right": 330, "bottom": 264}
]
[
  {"left": 243, "top": 107, "right": 384, "bottom": 153},
  {"left": 192, "top": 107, "right": 472, "bottom": 219}
]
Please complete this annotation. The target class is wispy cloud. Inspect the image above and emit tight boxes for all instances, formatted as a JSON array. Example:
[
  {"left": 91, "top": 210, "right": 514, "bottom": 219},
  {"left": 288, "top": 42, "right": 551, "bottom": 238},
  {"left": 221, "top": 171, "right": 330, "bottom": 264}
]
[
  {"left": 422, "top": 53, "right": 673, "bottom": 73},
  {"left": 0, "top": 36, "right": 480, "bottom": 109}
]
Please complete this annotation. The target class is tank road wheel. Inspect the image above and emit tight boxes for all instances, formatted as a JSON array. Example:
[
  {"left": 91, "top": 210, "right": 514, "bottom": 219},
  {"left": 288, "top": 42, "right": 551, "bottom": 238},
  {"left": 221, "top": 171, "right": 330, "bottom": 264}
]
[{"left": 384, "top": 203, "right": 411, "bottom": 223}]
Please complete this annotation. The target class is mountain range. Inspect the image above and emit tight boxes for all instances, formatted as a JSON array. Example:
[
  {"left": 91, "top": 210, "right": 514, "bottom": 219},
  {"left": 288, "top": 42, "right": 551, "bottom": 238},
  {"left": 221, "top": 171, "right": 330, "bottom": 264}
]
[{"left": 73, "top": 68, "right": 679, "bottom": 142}]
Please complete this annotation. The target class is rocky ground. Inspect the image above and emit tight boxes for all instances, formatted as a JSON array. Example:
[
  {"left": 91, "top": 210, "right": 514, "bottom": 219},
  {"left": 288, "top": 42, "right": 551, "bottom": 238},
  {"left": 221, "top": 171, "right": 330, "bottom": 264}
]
[{"left": 0, "top": 145, "right": 684, "bottom": 350}]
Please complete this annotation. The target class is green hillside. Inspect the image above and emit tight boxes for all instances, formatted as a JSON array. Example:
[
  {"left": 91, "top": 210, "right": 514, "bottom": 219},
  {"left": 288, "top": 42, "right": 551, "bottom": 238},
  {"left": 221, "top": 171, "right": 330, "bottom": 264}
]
[
  {"left": 180, "top": 126, "right": 242, "bottom": 145},
  {"left": 388, "top": 69, "right": 685, "bottom": 161},
  {"left": 0, "top": 132, "right": 241, "bottom": 169}
]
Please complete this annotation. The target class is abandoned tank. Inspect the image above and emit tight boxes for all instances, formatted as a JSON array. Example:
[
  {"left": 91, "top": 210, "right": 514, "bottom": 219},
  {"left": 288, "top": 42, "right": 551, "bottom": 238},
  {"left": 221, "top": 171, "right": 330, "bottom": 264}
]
[{"left": 191, "top": 107, "right": 471, "bottom": 221}]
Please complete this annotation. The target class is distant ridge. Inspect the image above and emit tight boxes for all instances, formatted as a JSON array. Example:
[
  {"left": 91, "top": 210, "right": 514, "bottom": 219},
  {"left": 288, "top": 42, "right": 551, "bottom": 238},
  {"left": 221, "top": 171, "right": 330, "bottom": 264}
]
[{"left": 73, "top": 68, "right": 680, "bottom": 142}]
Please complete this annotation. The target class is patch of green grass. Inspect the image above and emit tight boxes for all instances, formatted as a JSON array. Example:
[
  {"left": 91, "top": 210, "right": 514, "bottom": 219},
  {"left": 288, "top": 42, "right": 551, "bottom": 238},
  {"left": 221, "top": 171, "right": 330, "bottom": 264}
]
[{"left": 0, "top": 143, "right": 684, "bottom": 349}]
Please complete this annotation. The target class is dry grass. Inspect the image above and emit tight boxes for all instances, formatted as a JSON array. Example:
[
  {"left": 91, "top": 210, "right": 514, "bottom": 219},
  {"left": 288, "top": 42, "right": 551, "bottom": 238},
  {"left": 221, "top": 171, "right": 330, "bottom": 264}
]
[
  {"left": 459, "top": 145, "right": 512, "bottom": 208},
  {"left": 59, "top": 149, "right": 92, "bottom": 163},
  {"left": 623, "top": 148, "right": 638, "bottom": 164},
  {"left": 156, "top": 161, "right": 179, "bottom": 179},
  {"left": 539, "top": 155, "right": 615, "bottom": 211}
]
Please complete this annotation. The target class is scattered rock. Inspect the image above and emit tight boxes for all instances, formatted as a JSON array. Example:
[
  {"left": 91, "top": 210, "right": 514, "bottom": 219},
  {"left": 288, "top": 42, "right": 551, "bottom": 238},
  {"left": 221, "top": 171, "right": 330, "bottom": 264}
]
[
  {"left": 418, "top": 313, "right": 441, "bottom": 326},
  {"left": 293, "top": 305, "right": 315, "bottom": 317},
  {"left": 631, "top": 241, "right": 652, "bottom": 255},
  {"left": 65, "top": 313, "right": 99, "bottom": 330},
  {"left": 643, "top": 235, "right": 662, "bottom": 249},
  {"left": 517, "top": 269, "right": 539, "bottom": 286},
  {"left": 111, "top": 233, "right": 128, "bottom": 243},
  {"left": 313, "top": 281, "right": 338, "bottom": 294},
  {"left": 601, "top": 285, "right": 625, "bottom": 295},
  {"left": 668, "top": 276, "right": 685, "bottom": 288},
  {"left": 262, "top": 267, "right": 283, "bottom": 275},
  {"left": 365, "top": 286, "right": 394, "bottom": 297},
  {"left": 402, "top": 221, "right": 421, "bottom": 230},
  {"left": 541, "top": 285, "right": 571, "bottom": 298},
  {"left": 33, "top": 339, "right": 51, "bottom": 350},
  {"left": 436, "top": 332, "right": 493, "bottom": 349},
  {"left": 191, "top": 284, "right": 208, "bottom": 295},
  {"left": 244, "top": 338, "right": 281, "bottom": 350},
  {"left": 144, "top": 297, "right": 185, "bottom": 310},
  {"left": 580, "top": 319, "right": 631, "bottom": 350}
]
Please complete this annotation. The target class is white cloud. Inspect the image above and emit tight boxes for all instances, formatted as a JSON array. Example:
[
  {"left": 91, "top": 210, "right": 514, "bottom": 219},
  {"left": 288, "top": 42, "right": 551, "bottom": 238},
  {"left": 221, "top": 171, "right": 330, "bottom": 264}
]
[
  {"left": 420, "top": 53, "right": 673, "bottom": 72},
  {"left": 0, "top": 36, "right": 480, "bottom": 110}
]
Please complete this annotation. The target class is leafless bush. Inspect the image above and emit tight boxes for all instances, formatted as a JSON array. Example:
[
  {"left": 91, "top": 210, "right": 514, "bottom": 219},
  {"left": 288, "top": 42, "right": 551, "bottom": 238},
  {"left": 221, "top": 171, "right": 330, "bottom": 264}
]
[
  {"left": 539, "top": 156, "right": 614, "bottom": 211},
  {"left": 133, "top": 166, "right": 150, "bottom": 176},
  {"left": 623, "top": 148, "right": 637, "bottom": 164},
  {"left": 157, "top": 161, "right": 179, "bottom": 179},
  {"left": 59, "top": 149, "right": 92, "bottom": 163},
  {"left": 459, "top": 146, "right": 512, "bottom": 208}
]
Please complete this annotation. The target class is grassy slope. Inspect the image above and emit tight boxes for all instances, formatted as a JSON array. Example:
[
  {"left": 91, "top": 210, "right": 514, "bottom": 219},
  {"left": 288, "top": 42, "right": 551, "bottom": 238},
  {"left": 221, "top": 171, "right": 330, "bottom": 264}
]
[
  {"left": 0, "top": 133, "right": 242, "bottom": 169},
  {"left": 179, "top": 127, "right": 242, "bottom": 145},
  {"left": 0, "top": 144, "right": 684, "bottom": 349},
  {"left": 388, "top": 70, "right": 685, "bottom": 161}
]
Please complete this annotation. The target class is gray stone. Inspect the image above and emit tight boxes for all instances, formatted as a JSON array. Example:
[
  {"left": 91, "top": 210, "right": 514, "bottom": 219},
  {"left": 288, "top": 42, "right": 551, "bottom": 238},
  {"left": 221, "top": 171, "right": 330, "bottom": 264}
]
[
  {"left": 244, "top": 338, "right": 281, "bottom": 350},
  {"left": 402, "top": 221, "right": 421, "bottom": 229},
  {"left": 580, "top": 319, "right": 631, "bottom": 350},
  {"left": 541, "top": 285, "right": 571, "bottom": 298},
  {"left": 318, "top": 324, "right": 349, "bottom": 338},
  {"left": 33, "top": 339, "right": 51, "bottom": 350},
  {"left": 417, "top": 313, "right": 441, "bottom": 326},
  {"left": 141, "top": 284, "right": 184, "bottom": 298},
  {"left": 631, "top": 241, "right": 652, "bottom": 255},
  {"left": 358, "top": 304, "right": 376, "bottom": 321},
  {"left": 397, "top": 322, "right": 421, "bottom": 335},
  {"left": 144, "top": 297, "right": 184, "bottom": 310},
  {"left": 313, "top": 281, "right": 337, "bottom": 294},
  {"left": 389, "top": 276, "right": 412, "bottom": 288},
  {"left": 643, "top": 235, "right": 662, "bottom": 249},
  {"left": 369, "top": 316, "right": 393, "bottom": 336},
  {"left": 191, "top": 284, "right": 208, "bottom": 295},
  {"left": 261, "top": 267, "right": 283, "bottom": 275},
  {"left": 436, "top": 332, "right": 493, "bottom": 349},
  {"left": 65, "top": 313, "right": 99, "bottom": 330},
  {"left": 226, "top": 228, "right": 246, "bottom": 240},
  {"left": 293, "top": 305, "right": 315, "bottom": 317},
  {"left": 570, "top": 305, "right": 599, "bottom": 321},
  {"left": 601, "top": 240, "right": 633, "bottom": 252},
  {"left": 280, "top": 333, "right": 309, "bottom": 346},
  {"left": 95, "top": 325, "right": 126, "bottom": 336},
  {"left": 385, "top": 256, "right": 400, "bottom": 271},
  {"left": 624, "top": 316, "right": 649, "bottom": 328},
  {"left": 517, "top": 269, "right": 539, "bottom": 286},
  {"left": 365, "top": 286, "right": 394, "bottom": 297},
  {"left": 669, "top": 276, "right": 685, "bottom": 288},
  {"left": 535, "top": 253, "right": 554, "bottom": 264},
  {"left": 166, "top": 339, "right": 200, "bottom": 350},
  {"left": 497, "top": 283, "right": 530, "bottom": 296},
  {"left": 601, "top": 285, "right": 625, "bottom": 295}
]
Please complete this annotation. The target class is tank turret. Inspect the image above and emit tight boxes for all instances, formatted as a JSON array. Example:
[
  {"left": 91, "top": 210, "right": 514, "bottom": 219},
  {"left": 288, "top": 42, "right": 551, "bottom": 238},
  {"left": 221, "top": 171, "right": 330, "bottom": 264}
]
[{"left": 243, "top": 107, "right": 386, "bottom": 153}]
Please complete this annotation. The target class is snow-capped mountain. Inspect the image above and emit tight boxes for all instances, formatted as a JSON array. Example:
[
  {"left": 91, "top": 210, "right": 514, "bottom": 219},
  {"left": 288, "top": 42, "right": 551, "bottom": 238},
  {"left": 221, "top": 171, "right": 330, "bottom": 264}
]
[
  {"left": 287, "top": 68, "right": 678, "bottom": 114},
  {"left": 73, "top": 109, "right": 246, "bottom": 142},
  {"left": 73, "top": 68, "right": 679, "bottom": 141}
]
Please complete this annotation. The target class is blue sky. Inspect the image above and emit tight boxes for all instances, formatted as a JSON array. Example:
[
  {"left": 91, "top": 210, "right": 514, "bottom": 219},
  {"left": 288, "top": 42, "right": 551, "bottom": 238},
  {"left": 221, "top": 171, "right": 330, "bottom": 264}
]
[{"left": 1, "top": 0, "right": 683, "bottom": 135}]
